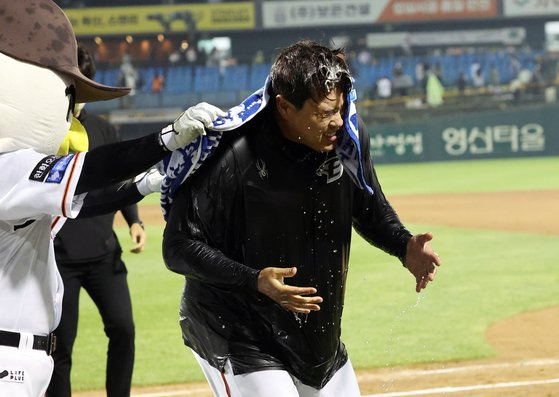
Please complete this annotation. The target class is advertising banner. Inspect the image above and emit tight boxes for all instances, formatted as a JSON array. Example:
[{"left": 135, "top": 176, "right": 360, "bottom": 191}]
[
  {"left": 367, "top": 105, "right": 558, "bottom": 163},
  {"left": 366, "top": 27, "right": 525, "bottom": 48},
  {"left": 262, "top": 0, "right": 385, "bottom": 28},
  {"left": 262, "top": 0, "right": 497, "bottom": 29},
  {"left": 65, "top": 2, "right": 254, "bottom": 35},
  {"left": 377, "top": 0, "right": 498, "bottom": 22},
  {"left": 504, "top": 0, "right": 559, "bottom": 17}
]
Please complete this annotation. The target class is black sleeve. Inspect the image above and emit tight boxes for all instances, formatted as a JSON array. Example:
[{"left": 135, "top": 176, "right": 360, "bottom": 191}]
[
  {"left": 162, "top": 146, "right": 260, "bottom": 291},
  {"left": 352, "top": 118, "right": 412, "bottom": 264},
  {"left": 76, "top": 180, "right": 143, "bottom": 219},
  {"left": 76, "top": 132, "right": 167, "bottom": 194},
  {"left": 121, "top": 204, "right": 140, "bottom": 226}
]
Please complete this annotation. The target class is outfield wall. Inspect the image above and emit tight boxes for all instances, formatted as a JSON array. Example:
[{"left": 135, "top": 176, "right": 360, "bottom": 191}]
[{"left": 368, "top": 103, "right": 559, "bottom": 164}]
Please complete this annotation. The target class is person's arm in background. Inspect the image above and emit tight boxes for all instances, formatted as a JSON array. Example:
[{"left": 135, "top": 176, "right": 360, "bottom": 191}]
[
  {"left": 120, "top": 204, "right": 146, "bottom": 254},
  {"left": 351, "top": 118, "right": 441, "bottom": 292},
  {"left": 76, "top": 168, "right": 162, "bottom": 219}
]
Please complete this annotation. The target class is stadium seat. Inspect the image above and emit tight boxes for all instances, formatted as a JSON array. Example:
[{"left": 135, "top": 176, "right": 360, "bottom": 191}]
[
  {"left": 166, "top": 66, "right": 193, "bottom": 94},
  {"left": 194, "top": 65, "right": 220, "bottom": 93},
  {"left": 248, "top": 63, "right": 271, "bottom": 91},
  {"left": 222, "top": 65, "right": 249, "bottom": 92},
  {"left": 100, "top": 68, "right": 120, "bottom": 87},
  {"left": 138, "top": 67, "right": 154, "bottom": 93}
]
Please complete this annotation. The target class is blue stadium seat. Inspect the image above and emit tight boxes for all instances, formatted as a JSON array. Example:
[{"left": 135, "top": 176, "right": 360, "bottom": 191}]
[
  {"left": 222, "top": 65, "right": 249, "bottom": 92},
  {"left": 194, "top": 66, "right": 220, "bottom": 93},
  {"left": 138, "top": 67, "right": 154, "bottom": 93},
  {"left": 101, "top": 68, "right": 120, "bottom": 87},
  {"left": 166, "top": 66, "right": 193, "bottom": 94},
  {"left": 248, "top": 63, "right": 271, "bottom": 91},
  {"left": 353, "top": 65, "right": 376, "bottom": 91}
]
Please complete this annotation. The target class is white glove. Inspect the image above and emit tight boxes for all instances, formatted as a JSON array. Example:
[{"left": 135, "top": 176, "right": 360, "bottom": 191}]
[
  {"left": 158, "top": 102, "right": 227, "bottom": 152},
  {"left": 134, "top": 168, "right": 165, "bottom": 196}
]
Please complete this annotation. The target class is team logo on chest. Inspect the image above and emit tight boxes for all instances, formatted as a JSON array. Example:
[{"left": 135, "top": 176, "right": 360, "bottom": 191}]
[
  {"left": 316, "top": 156, "right": 343, "bottom": 184},
  {"left": 256, "top": 158, "right": 268, "bottom": 179}
]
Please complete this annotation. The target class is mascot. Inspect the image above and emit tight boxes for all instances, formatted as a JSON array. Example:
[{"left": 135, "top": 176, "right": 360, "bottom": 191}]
[{"left": 0, "top": 1, "right": 224, "bottom": 395}]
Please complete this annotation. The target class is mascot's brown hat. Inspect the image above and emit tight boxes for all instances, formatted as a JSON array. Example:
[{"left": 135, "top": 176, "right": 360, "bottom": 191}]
[{"left": 0, "top": 0, "right": 129, "bottom": 102}]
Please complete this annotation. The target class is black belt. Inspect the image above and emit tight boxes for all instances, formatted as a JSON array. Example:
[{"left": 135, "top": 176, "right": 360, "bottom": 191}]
[{"left": 0, "top": 330, "right": 56, "bottom": 355}]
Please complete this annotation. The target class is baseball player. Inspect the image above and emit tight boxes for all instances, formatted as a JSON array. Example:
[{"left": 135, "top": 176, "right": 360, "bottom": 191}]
[
  {"left": 162, "top": 40, "right": 441, "bottom": 396},
  {"left": 0, "top": 1, "right": 225, "bottom": 396}
]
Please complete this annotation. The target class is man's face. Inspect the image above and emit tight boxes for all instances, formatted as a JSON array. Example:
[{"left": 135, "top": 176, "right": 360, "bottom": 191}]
[{"left": 281, "top": 88, "right": 345, "bottom": 153}]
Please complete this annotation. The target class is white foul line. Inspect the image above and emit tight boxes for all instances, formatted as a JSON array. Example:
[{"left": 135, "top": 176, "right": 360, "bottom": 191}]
[
  {"left": 357, "top": 358, "right": 559, "bottom": 379},
  {"left": 363, "top": 378, "right": 559, "bottom": 397},
  {"left": 130, "top": 359, "right": 559, "bottom": 397},
  {"left": 131, "top": 378, "right": 559, "bottom": 397}
]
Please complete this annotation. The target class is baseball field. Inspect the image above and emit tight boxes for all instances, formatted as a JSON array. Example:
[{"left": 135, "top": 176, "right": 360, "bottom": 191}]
[{"left": 73, "top": 156, "right": 559, "bottom": 397}]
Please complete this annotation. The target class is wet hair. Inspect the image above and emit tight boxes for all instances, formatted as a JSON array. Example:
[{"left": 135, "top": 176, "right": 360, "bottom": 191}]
[
  {"left": 269, "top": 40, "right": 352, "bottom": 109},
  {"left": 77, "top": 43, "right": 96, "bottom": 80}
]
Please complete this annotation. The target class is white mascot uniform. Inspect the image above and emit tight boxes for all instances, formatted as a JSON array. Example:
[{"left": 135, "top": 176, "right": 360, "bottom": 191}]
[
  {"left": 0, "top": 1, "right": 129, "bottom": 395},
  {"left": 0, "top": 1, "right": 224, "bottom": 395}
]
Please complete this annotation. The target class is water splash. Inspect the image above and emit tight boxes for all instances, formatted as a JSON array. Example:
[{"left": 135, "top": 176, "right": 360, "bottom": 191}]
[
  {"left": 293, "top": 312, "right": 309, "bottom": 328},
  {"left": 381, "top": 292, "right": 426, "bottom": 392}
]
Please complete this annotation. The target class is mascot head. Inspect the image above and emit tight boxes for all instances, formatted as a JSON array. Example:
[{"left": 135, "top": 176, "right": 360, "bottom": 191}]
[{"left": 0, "top": 0, "right": 129, "bottom": 155}]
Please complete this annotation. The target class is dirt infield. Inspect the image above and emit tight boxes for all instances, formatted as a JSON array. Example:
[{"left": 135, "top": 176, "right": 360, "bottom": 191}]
[
  {"left": 103, "top": 190, "right": 559, "bottom": 397},
  {"left": 388, "top": 190, "right": 559, "bottom": 236}
]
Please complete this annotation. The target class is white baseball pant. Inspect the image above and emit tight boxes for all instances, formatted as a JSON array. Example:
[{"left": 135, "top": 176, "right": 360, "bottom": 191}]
[
  {"left": 192, "top": 350, "right": 361, "bottom": 397},
  {"left": 0, "top": 344, "right": 53, "bottom": 397}
]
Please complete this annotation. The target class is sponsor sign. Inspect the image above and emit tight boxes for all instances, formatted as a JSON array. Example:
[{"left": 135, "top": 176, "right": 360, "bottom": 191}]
[
  {"left": 377, "top": 0, "right": 498, "bottom": 22},
  {"left": 261, "top": 0, "right": 497, "bottom": 28},
  {"left": 65, "top": 3, "right": 254, "bottom": 35},
  {"left": 504, "top": 0, "right": 559, "bottom": 17},
  {"left": 262, "top": 0, "right": 384, "bottom": 28},
  {"left": 368, "top": 104, "right": 558, "bottom": 163},
  {"left": 367, "top": 28, "right": 525, "bottom": 48}
]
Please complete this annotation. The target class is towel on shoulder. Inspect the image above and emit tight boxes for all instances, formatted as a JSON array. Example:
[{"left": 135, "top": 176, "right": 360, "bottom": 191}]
[{"left": 157, "top": 77, "right": 373, "bottom": 220}]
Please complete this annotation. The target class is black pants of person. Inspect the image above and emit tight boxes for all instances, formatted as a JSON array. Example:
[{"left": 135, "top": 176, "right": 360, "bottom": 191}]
[{"left": 47, "top": 252, "right": 135, "bottom": 397}]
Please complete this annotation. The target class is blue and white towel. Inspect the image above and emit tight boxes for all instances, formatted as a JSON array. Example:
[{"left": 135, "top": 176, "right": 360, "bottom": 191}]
[{"left": 157, "top": 77, "right": 373, "bottom": 220}]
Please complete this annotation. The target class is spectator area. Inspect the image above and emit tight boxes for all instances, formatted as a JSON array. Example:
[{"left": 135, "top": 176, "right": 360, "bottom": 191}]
[{"left": 89, "top": 50, "right": 545, "bottom": 112}]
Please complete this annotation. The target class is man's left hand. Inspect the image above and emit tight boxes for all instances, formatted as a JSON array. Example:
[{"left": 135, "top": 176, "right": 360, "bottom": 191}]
[
  {"left": 130, "top": 222, "right": 146, "bottom": 253},
  {"left": 404, "top": 232, "right": 442, "bottom": 293}
]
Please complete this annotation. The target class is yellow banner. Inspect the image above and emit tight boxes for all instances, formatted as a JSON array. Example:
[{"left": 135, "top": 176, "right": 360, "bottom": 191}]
[{"left": 65, "top": 3, "right": 254, "bottom": 35}]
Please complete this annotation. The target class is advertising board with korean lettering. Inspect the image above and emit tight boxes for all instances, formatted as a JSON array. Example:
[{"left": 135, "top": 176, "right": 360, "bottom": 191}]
[
  {"left": 368, "top": 104, "right": 558, "bottom": 163},
  {"left": 503, "top": 0, "right": 559, "bottom": 17},
  {"left": 66, "top": 3, "right": 254, "bottom": 35},
  {"left": 261, "top": 0, "right": 498, "bottom": 29},
  {"left": 377, "top": 0, "right": 498, "bottom": 22}
]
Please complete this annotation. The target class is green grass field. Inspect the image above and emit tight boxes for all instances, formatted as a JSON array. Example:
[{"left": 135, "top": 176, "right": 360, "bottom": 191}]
[{"left": 70, "top": 156, "right": 559, "bottom": 391}]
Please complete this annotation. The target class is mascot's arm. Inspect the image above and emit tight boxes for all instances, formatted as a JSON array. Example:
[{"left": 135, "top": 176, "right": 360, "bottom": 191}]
[
  {"left": 75, "top": 133, "right": 164, "bottom": 195},
  {"left": 75, "top": 102, "right": 225, "bottom": 195}
]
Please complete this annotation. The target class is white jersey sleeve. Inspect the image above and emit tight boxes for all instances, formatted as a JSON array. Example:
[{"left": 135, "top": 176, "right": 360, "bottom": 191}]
[{"left": 0, "top": 149, "right": 86, "bottom": 221}]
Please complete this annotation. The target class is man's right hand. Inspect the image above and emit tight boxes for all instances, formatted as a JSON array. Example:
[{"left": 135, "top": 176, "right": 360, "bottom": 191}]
[
  {"left": 158, "top": 102, "right": 227, "bottom": 152},
  {"left": 257, "top": 267, "right": 323, "bottom": 314}
]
